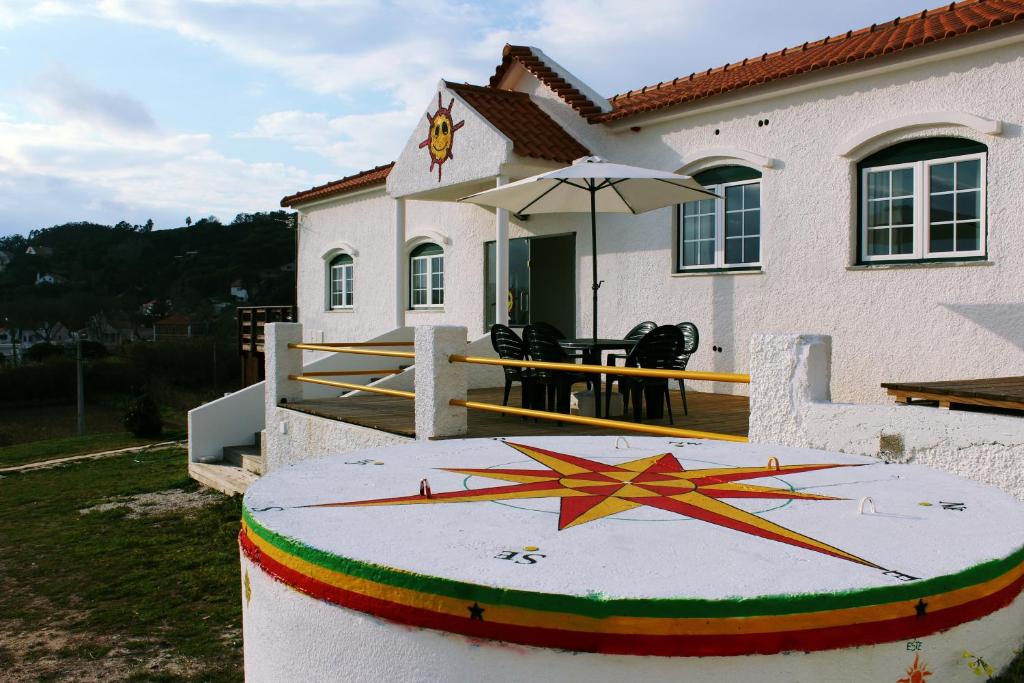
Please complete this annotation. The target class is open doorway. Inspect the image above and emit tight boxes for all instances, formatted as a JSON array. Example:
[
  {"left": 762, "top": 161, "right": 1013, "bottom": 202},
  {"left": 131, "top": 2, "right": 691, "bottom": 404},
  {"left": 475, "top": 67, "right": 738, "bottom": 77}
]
[{"left": 485, "top": 234, "right": 576, "bottom": 334}]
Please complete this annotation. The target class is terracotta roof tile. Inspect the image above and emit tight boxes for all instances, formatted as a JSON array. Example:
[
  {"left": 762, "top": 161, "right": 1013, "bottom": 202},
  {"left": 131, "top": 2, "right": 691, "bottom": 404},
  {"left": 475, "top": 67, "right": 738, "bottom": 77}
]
[
  {"left": 446, "top": 81, "right": 590, "bottom": 163},
  {"left": 595, "top": 0, "right": 1024, "bottom": 123},
  {"left": 489, "top": 45, "right": 605, "bottom": 117},
  {"left": 280, "top": 163, "right": 394, "bottom": 207}
]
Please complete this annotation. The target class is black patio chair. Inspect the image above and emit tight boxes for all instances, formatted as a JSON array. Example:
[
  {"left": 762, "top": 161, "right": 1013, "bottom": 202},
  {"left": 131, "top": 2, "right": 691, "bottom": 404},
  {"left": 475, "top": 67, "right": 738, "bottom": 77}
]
[
  {"left": 603, "top": 321, "right": 657, "bottom": 414},
  {"left": 530, "top": 321, "right": 583, "bottom": 360},
  {"left": 673, "top": 322, "right": 700, "bottom": 415},
  {"left": 490, "top": 324, "right": 535, "bottom": 415},
  {"left": 523, "top": 324, "right": 590, "bottom": 419},
  {"left": 615, "top": 325, "right": 684, "bottom": 424}
]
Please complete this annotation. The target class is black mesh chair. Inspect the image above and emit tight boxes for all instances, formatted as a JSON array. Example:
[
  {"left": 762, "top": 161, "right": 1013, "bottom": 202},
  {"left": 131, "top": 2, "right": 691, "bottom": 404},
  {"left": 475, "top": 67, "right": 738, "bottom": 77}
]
[
  {"left": 604, "top": 321, "right": 657, "bottom": 414},
  {"left": 523, "top": 324, "right": 589, "bottom": 418},
  {"left": 616, "top": 325, "right": 684, "bottom": 424},
  {"left": 490, "top": 324, "right": 534, "bottom": 414},
  {"left": 672, "top": 322, "right": 700, "bottom": 415}
]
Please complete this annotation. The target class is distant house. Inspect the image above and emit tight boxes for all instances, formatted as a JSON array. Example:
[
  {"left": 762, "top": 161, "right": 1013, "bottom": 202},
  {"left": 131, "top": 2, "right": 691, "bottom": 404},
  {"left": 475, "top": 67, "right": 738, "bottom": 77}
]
[
  {"left": 153, "top": 313, "right": 193, "bottom": 340},
  {"left": 230, "top": 280, "right": 249, "bottom": 302},
  {"left": 24, "top": 245, "right": 53, "bottom": 257},
  {"left": 34, "top": 272, "right": 64, "bottom": 286}
]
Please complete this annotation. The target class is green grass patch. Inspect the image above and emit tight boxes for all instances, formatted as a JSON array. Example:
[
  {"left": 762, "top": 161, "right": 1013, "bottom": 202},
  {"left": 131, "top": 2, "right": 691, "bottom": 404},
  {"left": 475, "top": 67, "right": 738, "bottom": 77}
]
[
  {"left": 0, "top": 430, "right": 184, "bottom": 469},
  {"left": 0, "top": 448, "right": 242, "bottom": 681}
]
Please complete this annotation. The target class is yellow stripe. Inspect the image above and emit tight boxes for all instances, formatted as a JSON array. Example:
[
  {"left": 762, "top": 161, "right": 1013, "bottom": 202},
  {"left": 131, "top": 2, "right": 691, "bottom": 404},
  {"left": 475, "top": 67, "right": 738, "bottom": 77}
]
[{"left": 243, "top": 522, "right": 1024, "bottom": 637}]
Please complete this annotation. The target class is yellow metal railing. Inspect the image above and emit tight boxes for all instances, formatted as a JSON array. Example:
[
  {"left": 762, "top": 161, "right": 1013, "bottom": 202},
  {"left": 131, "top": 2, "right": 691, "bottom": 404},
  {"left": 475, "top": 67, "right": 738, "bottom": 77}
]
[
  {"left": 288, "top": 342, "right": 415, "bottom": 359},
  {"left": 447, "top": 354, "right": 749, "bottom": 384},
  {"left": 289, "top": 374, "right": 415, "bottom": 400}
]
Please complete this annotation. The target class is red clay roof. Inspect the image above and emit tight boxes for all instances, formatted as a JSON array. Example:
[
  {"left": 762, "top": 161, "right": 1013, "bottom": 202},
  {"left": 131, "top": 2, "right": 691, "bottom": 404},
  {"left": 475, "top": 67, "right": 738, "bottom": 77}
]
[
  {"left": 596, "top": 0, "right": 1024, "bottom": 123},
  {"left": 489, "top": 45, "right": 604, "bottom": 118},
  {"left": 446, "top": 81, "right": 590, "bottom": 163},
  {"left": 280, "top": 163, "right": 394, "bottom": 207}
]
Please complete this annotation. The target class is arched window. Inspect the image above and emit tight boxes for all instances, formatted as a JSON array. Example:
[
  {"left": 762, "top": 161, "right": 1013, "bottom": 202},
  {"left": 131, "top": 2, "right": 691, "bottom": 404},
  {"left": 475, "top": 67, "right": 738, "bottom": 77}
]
[
  {"left": 677, "top": 165, "right": 762, "bottom": 271},
  {"left": 858, "top": 137, "right": 986, "bottom": 263},
  {"left": 328, "top": 253, "right": 354, "bottom": 309},
  {"left": 410, "top": 243, "right": 444, "bottom": 308}
]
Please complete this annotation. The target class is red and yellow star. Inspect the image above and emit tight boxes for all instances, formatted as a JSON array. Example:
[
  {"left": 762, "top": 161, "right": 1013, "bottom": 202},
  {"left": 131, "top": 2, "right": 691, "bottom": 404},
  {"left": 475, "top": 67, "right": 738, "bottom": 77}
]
[{"left": 307, "top": 442, "right": 878, "bottom": 568}]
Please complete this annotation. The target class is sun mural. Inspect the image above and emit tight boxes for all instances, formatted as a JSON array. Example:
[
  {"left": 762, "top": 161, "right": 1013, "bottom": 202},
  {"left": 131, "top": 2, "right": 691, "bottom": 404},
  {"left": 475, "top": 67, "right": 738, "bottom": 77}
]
[
  {"left": 897, "top": 654, "right": 933, "bottom": 683},
  {"left": 418, "top": 92, "right": 465, "bottom": 182},
  {"left": 304, "top": 442, "right": 880, "bottom": 568}
]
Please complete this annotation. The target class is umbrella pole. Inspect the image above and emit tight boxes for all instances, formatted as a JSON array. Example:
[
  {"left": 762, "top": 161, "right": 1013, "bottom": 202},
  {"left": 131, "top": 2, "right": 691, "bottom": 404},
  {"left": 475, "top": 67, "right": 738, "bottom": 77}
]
[{"left": 590, "top": 185, "right": 599, "bottom": 343}]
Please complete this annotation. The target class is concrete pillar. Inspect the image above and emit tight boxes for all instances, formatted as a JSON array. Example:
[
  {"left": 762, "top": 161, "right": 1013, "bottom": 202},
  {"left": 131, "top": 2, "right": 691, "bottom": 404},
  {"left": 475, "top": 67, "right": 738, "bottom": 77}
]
[
  {"left": 495, "top": 175, "right": 509, "bottom": 326},
  {"left": 265, "top": 322, "right": 304, "bottom": 417},
  {"left": 748, "top": 333, "right": 831, "bottom": 446},
  {"left": 394, "top": 198, "right": 406, "bottom": 329},
  {"left": 414, "top": 325, "right": 467, "bottom": 439}
]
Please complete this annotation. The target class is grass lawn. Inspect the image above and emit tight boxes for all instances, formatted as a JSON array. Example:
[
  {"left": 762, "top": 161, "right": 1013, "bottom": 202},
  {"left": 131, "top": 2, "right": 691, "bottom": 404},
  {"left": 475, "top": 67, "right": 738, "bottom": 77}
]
[
  {"left": 0, "top": 432, "right": 184, "bottom": 469},
  {"left": 0, "top": 447, "right": 242, "bottom": 681}
]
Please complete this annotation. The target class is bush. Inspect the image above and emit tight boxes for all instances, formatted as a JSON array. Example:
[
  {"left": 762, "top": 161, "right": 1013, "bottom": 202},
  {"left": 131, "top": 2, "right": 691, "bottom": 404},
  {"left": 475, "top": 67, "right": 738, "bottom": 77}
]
[
  {"left": 80, "top": 340, "right": 108, "bottom": 359},
  {"left": 23, "top": 343, "right": 63, "bottom": 363},
  {"left": 123, "top": 394, "right": 162, "bottom": 437}
]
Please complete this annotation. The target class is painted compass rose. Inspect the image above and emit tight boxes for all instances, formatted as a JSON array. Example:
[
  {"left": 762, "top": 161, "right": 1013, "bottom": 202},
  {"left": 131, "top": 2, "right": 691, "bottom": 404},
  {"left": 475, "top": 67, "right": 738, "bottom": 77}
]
[
  {"left": 418, "top": 92, "right": 465, "bottom": 182},
  {"left": 305, "top": 442, "right": 880, "bottom": 568}
]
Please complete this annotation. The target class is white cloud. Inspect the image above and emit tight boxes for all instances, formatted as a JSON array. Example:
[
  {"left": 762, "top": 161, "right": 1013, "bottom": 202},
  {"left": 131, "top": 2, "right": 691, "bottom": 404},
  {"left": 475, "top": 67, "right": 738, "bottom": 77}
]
[{"left": 26, "top": 65, "right": 158, "bottom": 132}]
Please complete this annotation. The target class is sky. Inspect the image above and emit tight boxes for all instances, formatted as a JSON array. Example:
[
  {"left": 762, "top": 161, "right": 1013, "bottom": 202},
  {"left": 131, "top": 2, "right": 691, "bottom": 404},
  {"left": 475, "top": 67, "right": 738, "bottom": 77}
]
[{"left": 0, "top": 0, "right": 938, "bottom": 236}]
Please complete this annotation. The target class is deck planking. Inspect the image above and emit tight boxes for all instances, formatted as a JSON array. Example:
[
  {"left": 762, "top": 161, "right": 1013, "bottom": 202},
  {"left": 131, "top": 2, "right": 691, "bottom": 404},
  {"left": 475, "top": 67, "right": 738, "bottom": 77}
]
[
  {"left": 285, "top": 386, "right": 749, "bottom": 440},
  {"left": 881, "top": 376, "right": 1024, "bottom": 412}
]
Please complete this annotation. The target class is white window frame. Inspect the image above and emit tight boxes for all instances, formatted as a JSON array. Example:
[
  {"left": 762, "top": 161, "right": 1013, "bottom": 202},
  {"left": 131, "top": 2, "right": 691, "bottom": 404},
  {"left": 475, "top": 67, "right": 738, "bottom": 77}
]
[
  {"left": 678, "top": 178, "right": 762, "bottom": 271},
  {"left": 328, "top": 256, "right": 354, "bottom": 310},
  {"left": 410, "top": 249, "right": 444, "bottom": 309},
  {"left": 860, "top": 152, "right": 986, "bottom": 263}
]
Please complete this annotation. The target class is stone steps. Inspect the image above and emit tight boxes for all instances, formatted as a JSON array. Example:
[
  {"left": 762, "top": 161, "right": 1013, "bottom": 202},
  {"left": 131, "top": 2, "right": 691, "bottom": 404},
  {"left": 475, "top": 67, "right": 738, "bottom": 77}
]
[{"left": 188, "top": 461, "right": 258, "bottom": 497}]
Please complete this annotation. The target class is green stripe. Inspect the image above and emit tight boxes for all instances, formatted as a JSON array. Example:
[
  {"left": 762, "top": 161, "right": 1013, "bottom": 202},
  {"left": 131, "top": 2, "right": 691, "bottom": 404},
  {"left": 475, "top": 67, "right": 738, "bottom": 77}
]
[{"left": 243, "top": 507, "right": 1024, "bottom": 620}]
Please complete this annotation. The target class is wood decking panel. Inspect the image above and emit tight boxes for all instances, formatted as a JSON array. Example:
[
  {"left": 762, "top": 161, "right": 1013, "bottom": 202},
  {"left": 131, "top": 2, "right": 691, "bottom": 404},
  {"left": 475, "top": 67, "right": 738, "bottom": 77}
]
[
  {"left": 881, "top": 376, "right": 1024, "bottom": 411},
  {"left": 285, "top": 386, "right": 749, "bottom": 440}
]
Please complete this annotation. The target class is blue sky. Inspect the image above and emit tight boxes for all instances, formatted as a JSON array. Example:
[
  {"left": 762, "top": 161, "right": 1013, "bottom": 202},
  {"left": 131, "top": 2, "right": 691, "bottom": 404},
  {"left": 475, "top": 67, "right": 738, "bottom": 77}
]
[{"left": 0, "top": 0, "right": 937, "bottom": 236}]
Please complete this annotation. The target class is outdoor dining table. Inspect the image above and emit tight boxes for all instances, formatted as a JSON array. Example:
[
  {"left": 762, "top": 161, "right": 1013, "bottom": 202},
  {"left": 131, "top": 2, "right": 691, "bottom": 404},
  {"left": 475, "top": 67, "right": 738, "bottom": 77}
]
[{"left": 556, "top": 338, "right": 637, "bottom": 419}]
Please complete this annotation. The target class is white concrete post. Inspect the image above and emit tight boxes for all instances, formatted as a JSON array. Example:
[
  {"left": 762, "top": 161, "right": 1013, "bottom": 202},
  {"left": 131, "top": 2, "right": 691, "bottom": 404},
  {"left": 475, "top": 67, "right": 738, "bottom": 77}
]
[
  {"left": 265, "top": 323, "right": 304, "bottom": 417},
  {"left": 495, "top": 175, "right": 510, "bottom": 326},
  {"left": 414, "top": 325, "right": 467, "bottom": 439},
  {"left": 748, "top": 333, "right": 831, "bottom": 445},
  {"left": 393, "top": 198, "right": 406, "bottom": 329}
]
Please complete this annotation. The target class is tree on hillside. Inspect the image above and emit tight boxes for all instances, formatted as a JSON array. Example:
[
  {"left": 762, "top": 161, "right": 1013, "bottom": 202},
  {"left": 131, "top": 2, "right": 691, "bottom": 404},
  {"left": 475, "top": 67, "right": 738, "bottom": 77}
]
[
  {"left": 185, "top": 216, "right": 192, "bottom": 227},
  {"left": 142, "top": 219, "right": 154, "bottom": 233}
]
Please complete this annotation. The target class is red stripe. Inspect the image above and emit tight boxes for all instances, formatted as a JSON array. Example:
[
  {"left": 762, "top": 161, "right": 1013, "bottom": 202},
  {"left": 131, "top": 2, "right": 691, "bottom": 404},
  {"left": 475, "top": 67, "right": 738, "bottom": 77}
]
[{"left": 239, "top": 529, "right": 1024, "bottom": 657}]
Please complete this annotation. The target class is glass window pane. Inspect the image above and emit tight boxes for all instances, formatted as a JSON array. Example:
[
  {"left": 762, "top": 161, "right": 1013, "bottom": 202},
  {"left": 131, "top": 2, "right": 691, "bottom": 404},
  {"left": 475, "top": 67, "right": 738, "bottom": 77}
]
[
  {"left": 698, "top": 240, "right": 714, "bottom": 265},
  {"left": 956, "top": 222, "right": 979, "bottom": 252},
  {"left": 699, "top": 214, "right": 715, "bottom": 239},
  {"left": 930, "top": 224, "right": 954, "bottom": 253},
  {"left": 744, "top": 210, "right": 760, "bottom": 236},
  {"left": 957, "top": 159, "right": 981, "bottom": 190},
  {"left": 744, "top": 183, "right": 760, "bottom": 208},
  {"left": 725, "top": 185, "right": 743, "bottom": 208},
  {"left": 683, "top": 242, "right": 696, "bottom": 266},
  {"left": 868, "top": 199, "right": 889, "bottom": 228},
  {"left": 930, "top": 163, "right": 954, "bottom": 193},
  {"left": 725, "top": 212, "right": 742, "bottom": 238},
  {"left": 930, "top": 193, "right": 954, "bottom": 223},
  {"left": 683, "top": 216, "right": 698, "bottom": 240},
  {"left": 892, "top": 168, "right": 914, "bottom": 197},
  {"left": 868, "top": 229, "right": 889, "bottom": 256},
  {"left": 867, "top": 171, "right": 889, "bottom": 200},
  {"left": 725, "top": 238, "right": 742, "bottom": 264},
  {"left": 892, "top": 227, "right": 913, "bottom": 254},
  {"left": 892, "top": 197, "right": 913, "bottom": 225},
  {"left": 745, "top": 237, "right": 760, "bottom": 263},
  {"left": 700, "top": 199, "right": 715, "bottom": 214},
  {"left": 682, "top": 201, "right": 699, "bottom": 218},
  {"left": 956, "top": 190, "right": 980, "bottom": 221}
]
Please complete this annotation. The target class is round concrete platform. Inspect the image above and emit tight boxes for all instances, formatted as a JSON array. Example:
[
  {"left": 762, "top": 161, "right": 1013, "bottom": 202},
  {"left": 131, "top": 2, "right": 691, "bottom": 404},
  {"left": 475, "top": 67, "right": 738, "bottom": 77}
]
[{"left": 240, "top": 436, "right": 1024, "bottom": 682}]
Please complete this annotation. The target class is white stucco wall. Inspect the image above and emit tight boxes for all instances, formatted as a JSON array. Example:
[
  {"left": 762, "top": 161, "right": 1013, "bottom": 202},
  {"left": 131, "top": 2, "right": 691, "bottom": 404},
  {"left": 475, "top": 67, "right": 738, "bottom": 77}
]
[{"left": 291, "top": 33, "right": 1024, "bottom": 404}]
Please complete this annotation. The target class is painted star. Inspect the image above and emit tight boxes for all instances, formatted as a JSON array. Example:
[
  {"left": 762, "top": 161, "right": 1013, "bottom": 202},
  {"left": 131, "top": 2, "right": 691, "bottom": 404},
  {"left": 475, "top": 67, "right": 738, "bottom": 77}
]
[{"left": 307, "top": 442, "right": 879, "bottom": 568}]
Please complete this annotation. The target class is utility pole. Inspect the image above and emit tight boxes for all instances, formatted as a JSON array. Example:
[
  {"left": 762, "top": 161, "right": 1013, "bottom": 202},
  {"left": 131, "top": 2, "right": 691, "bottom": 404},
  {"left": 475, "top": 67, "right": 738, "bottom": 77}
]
[{"left": 76, "top": 334, "right": 85, "bottom": 436}]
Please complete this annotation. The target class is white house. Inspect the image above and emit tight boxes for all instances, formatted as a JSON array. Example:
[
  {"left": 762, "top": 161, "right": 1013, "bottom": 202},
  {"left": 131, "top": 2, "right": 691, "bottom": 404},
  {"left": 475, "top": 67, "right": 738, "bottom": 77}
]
[
  {"left": 188, "top": 1, "right": 1024, "bottom": 490},
  {"left": 278, "top": 2, "right": 1024, "bottom": 406},
  {"left": 230, "top": 280, "right": 250, "bottom": 302}
]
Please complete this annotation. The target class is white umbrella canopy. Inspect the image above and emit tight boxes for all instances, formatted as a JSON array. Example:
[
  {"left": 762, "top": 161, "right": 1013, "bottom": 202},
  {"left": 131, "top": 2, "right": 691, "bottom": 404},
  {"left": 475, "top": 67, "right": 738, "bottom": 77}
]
[
  {"left": 459, "top": 156, "right": 716, "bottom": 214},
  {"left": 459, "top": 156, "right": 717, "bottom": 346}
]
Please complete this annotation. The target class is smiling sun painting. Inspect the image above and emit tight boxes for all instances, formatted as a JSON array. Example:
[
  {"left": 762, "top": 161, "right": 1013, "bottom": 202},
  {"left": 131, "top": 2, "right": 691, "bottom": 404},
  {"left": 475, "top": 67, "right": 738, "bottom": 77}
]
[{"left": 419, "top": 92, "right": 465, "bottom": 181}]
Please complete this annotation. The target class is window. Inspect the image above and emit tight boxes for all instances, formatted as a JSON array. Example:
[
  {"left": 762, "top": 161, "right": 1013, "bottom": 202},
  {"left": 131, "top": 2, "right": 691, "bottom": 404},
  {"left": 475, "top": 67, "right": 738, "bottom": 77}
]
[
  {"left": 859, "top": 138, "right": 986, "bottom": 263},
  {"left": 328, "top": 253, "right": 353, "bottom": 309},
  {"left": 678, "top": 166, "right": 762, "bottom": 271},
  {"left": 410, "top": 243, "right": 444, "bottom": 308}
]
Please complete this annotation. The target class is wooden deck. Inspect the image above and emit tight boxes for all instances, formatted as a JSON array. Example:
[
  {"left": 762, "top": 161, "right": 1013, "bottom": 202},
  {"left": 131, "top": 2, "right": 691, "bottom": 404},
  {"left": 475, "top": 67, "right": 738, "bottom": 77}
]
[
  {"left": 285, "top": 386, "right": 749, "bottom": 440},
  {"left": 882, "top": 376, "right": 1024, "bottom": 413}
]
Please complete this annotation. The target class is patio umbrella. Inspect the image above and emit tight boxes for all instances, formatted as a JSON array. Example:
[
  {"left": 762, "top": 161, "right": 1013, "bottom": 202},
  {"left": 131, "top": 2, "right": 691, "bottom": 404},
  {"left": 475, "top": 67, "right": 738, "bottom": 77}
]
[{"left": 460, "top": 156, "right": 717, "bottom": 342}]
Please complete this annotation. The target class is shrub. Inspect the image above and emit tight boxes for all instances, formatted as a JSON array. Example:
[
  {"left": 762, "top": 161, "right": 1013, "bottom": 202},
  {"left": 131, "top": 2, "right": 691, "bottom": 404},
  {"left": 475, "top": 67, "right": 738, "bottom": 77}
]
[
  {"left": 23, "top": 343, "right": 64, "bottom": 363},
  {"left": 123, "top": 394, "right": 162, "bottom": 437}
]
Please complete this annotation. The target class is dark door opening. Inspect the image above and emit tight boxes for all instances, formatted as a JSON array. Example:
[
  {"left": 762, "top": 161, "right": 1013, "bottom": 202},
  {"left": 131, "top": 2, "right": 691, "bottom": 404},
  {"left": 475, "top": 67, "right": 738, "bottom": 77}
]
[{"left": 485, "top": 234, "right": 576, "bottom": 334}]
